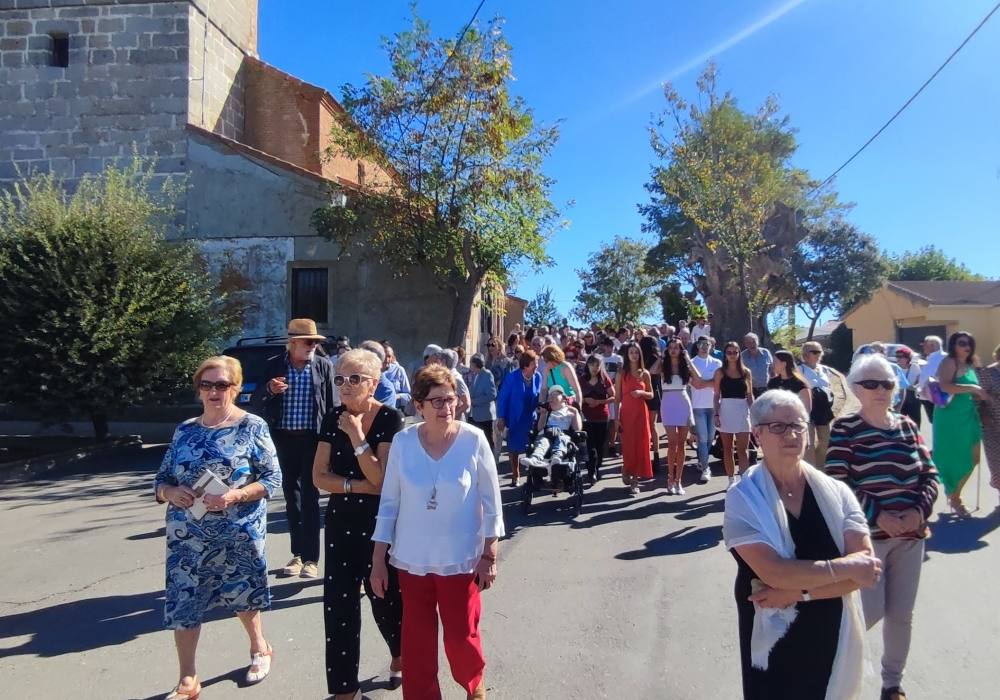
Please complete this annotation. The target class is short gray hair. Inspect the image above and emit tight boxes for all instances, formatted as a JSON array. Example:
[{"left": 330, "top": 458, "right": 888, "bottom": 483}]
[
  {"left": 470, "top": 353, "right": 485, "bottom": 369},
  {"left": 750, "top": 389, "right": 809, "bottom": 426},
  {"left": 437, "top": 348, "right": 458, "bottom": 370},
  {"left": 846, "top": 354, "right": 896, "bottom": 391},
  {"left": 336, "top": 348, "right": 382, "bottom": 379},
  {"left": 743, "top": 332, "right": 759, "bottom": 343},
  {"left": 359, "top": 339, "right": 386, "bottom": 364},
  {"left": 924, "top": 335, "right": 943, "bottom": 348}
]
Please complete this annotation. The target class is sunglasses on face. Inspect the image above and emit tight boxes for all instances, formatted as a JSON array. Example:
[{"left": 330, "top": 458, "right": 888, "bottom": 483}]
[
  {"left": 423, "top": 395, "right": 457, "bottom": 409},
  {"left": 758, "top": 421, "right": 808, "bottom": 436},
  {"left": 198, "top": 380, "right": 233, "bottom": 392},
  {"left": 955, "top": 340, "right": 970, "bottom": 348},
  {"left": 333, "top": 374, "right": 373, "bottom": 387},
  {"left": 805, "top": 350, "right": 822, "bottom": 355},
  {"left": 855, "top": 379, "right": 894, "bottom": 391},
  {"left": 725, "top": 350, "right": 739, "bottom": 356},
  {"left": 297, "top": 339, "right": 321, "bottom": 347}
]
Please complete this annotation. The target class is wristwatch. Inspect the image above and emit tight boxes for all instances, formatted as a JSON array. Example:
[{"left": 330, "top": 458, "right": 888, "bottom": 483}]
[
  {"left": 354, "top": 442, "right": 371, "bottom": 457},
  {"left": 800, "top": 590, "right": 812, "bottom": 602}
]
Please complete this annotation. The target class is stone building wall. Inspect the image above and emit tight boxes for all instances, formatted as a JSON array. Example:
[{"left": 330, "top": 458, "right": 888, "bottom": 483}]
[{"left": 0, "top": 0, "right": 191, "bottom": 182}]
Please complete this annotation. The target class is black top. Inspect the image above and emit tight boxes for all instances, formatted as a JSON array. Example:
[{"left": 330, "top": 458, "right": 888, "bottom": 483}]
[
  {"left": 732, "top": 484, "right": 842, "bottom": 700},
  {"left": 720, "top": 372, "right": 748, "bottom": 399},
  {"left": 767, "top": 375, "right": 807, "bottom": 394},
  {"left": 318, "top": 404, "right": 403, "bottom": 517}
]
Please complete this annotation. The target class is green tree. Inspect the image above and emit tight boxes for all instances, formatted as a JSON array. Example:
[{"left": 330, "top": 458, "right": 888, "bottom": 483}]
[
  {"left": 791, "top": 221, "right": 889, "bottom": 339},
  {"left": 657, "top": 282, "right": 698, "bottom": 325},
  {"left": 525, "top": 286, "right": 560, "bottom": 328},
  {"left": 888, "top": 245, "right": 983, "bottom": 281},
  {"left": 572, "top": 237, "right": 660, "bottom": 327},
  {"left": 312, "top": 11, "right": 561, "bottom": 347},
  {"left": 642, "top": 63, "right": 840, "bottom": 344},
  {"left": 0, "top": 161, "right": 233, "bottom": 440}
]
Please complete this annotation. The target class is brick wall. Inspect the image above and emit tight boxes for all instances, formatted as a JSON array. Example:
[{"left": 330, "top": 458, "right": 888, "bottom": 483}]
[
  {"left": 0, "top": 0, "right": 191, "bottom": 182},
  {"left": 243, "top": 57, "right": 321, "bottom": 174}
]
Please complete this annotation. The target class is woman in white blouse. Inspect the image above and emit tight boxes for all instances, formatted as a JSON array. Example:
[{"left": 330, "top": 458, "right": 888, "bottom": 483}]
[{"left": 371, "top": 364, "right": 504, "bottom": 700}]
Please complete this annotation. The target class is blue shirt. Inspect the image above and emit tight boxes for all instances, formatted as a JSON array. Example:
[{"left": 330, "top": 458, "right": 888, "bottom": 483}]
[
  {"left": 374, "top": 374, "right": 397, "bottom": 407},
  {"left": 279, "top": 357, "right": 314, "bottom": 430},
  {"left": 384, "top": 362, "right": 411, "bottom": 405}
]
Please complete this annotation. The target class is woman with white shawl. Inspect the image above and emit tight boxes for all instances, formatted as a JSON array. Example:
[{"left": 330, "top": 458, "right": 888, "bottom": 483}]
[{"left": 723, "top": 390, "right": 882, "bottom": 699}]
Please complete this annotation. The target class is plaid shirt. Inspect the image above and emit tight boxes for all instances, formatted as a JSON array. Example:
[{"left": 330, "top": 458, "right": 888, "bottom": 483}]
[{"left": 279, "top": 356, "right": 315, "bottom": 430}]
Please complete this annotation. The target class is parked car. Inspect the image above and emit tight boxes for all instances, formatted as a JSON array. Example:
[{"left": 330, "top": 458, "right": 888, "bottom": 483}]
[
  {"left": 851, "top": 342, "right": 921, "bottom": 367},
  {"left": 223, "top": 335, "right": 342, "bottom": 408}
]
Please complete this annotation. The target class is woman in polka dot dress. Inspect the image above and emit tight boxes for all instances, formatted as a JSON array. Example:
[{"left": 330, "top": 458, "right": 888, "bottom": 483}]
[{"left": 313, "top": 349, "right": 405, "bottom": 699}]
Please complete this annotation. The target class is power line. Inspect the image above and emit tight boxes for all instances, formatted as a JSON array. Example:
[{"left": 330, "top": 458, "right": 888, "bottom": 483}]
[{"left": 812, "top": 1, "right": 1000, "bottom": 193}]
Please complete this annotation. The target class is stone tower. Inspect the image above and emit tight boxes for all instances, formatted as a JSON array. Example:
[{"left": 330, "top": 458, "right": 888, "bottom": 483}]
[{"left": 0, "top": 0, "right": 259, "bottom": 183}]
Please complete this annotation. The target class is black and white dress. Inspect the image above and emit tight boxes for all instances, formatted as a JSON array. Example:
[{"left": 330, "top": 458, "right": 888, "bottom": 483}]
[
  {"left": 319, "top": 404, "right": 404, "bottom": 696},
  {"left": 732, "top": 484, "right": 842, "bottom": 699}
]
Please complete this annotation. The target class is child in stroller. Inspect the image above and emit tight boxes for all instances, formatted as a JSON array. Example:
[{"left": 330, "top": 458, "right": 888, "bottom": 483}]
[{"left": 519, "top": 385, "right": 584, "bottom": 477}]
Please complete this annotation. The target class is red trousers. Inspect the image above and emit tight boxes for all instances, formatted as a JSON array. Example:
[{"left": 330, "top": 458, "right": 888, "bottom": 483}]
[{"left": 398, "top": 570, "right": 485, "bottom": 700}]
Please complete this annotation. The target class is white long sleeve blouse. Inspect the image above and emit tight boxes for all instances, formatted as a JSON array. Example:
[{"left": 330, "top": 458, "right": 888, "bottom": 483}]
[{"left": 372, "top": 421, "right": 505, "bottom": 576}]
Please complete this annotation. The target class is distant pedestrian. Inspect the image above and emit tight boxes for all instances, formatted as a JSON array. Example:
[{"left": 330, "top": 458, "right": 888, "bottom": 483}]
[
  {"left": 360, "top": 339, "right": 397, "bottom": 409},
  {"left": 723, "top": 389, "right": 877, "bottom": 700},
  {"left": 975, "top": 344, "right": 1000, "bottom": 501},
  {"left": 660, "top": 338, "right": 708, "bottom": 495},
  {"left": 691, "top": 338, "right": 722, "bottom": 484},
  {"left": 435, "top": 348, "right": 471, "bottom": 420},
  {"left": 799, "top": 341, "right": 838, "bottom": 470},
  {"left": 371, "top": 364, "right": 504, "bottom": 700},
  {"left": 767, "top": 350, "right": 812, "bottom": 417},
  {"left": 580, "top": 354, "right": 615, "bottom": 478},
  {"left": 496, "top": 349, "right": 542, "bottom": 487},
  {"left": 917, "top": 335, "right": 947, "bottom": 423},
  {"left": 616, "top": 342, "right": 653, "bottom": 496},
  {"left": 468, "top": 354, "right": 498, "bottom": 452},
  {"left": 826, "top": 354, "right": 939, "bottom": 700},
  {"left": 715, "top": 341, "right": 754, "bottom": 489},
  {"left": 381, "top": 342, "right": 412, "bottom": 413},
  {"left": 894, "top": 347, "right": 922, "bottom": 427},
  {"left": 155, "top": 356, "right": 281, "bottom": 699},
  {"left": 599, "top": 337, "right": 625, "bottom": 456},
  {"left": 254, "top": 318, "right": 336, "bottom": 580},
  {"left": 932, "top": 331, "right": 987, "bottom": 517},
  {"left": 640, "top": 335, "right": 664, "bottom": 472},
  {"left": 312, "top": 349, "right": 404, "bottom": 699},
  {"left": 741, "top": 333, "right": 774, "bottom": 398}
]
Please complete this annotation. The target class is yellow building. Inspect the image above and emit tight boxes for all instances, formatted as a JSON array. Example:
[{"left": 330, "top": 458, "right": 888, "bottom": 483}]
[{"left": 843, "top": 281, "right": 1000, "bottom": 355}]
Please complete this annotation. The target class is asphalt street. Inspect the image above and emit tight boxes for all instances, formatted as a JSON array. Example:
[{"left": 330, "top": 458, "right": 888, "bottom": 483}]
[{"left": 1, "top": 430, "right": 998, "bottom": 699}]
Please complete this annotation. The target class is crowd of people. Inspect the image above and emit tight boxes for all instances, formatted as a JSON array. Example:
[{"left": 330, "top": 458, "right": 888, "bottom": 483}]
[{"left": 150, "top": 314, "right": 1000, "bottom": 700}]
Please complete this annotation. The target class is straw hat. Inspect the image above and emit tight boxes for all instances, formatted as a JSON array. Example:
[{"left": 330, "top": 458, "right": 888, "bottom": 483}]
[{"left": 286, "top": 318, "right": 325, "bottom": 341}]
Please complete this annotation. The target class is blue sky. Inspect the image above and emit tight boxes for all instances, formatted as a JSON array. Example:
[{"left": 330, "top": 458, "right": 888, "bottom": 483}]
[{"left": 259, "top": 0, "right": 1000, "bottom": 322}]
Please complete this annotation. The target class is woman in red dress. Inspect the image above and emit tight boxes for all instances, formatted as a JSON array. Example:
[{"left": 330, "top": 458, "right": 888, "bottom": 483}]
[{"left": 615, "top": 342, "right": 653, "bottom": 496}]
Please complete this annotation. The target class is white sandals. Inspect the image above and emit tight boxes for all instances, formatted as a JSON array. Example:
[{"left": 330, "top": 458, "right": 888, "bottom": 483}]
[{"left": 245, "top": 644, "right": 274, "bottom": 685}]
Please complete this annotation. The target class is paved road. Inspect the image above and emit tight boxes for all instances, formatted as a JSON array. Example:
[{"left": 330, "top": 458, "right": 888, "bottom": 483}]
[{"left": 1, "top": 435, "right": 998, "bottom": 699}]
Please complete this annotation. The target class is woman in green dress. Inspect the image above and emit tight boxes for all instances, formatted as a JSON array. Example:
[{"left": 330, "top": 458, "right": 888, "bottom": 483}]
[{"left": 933, "top": 331, "right": 988, "bottom": 517}]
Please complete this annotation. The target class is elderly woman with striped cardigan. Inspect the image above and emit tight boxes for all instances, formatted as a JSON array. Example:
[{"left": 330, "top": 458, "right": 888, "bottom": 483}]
[{"left": 825, "top": 354, "right": 939, "bottom": 700}]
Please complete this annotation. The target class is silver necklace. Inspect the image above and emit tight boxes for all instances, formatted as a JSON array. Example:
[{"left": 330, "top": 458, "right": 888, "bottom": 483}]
[
  {"left": 420, "top": 426, "right": 454, "bottom": 511},
  {"left": 201, "top": 407, "right": 235, "bottom": 428}
]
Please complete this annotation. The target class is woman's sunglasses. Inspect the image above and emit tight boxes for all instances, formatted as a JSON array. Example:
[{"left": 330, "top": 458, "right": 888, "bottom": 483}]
[
  {"left": 725, "top": 350, "right": 739, "bottom": 356},
  {"left": 333, "top": 374, "right": 373, "bottom": 387},
  {"left": 198, "top": 380, "right": 233, "bottom": 392},
  {"left": 955, "top": 339, "right": 971, "bottom": 348},
  {"left": 855, "top": 379, "right": 894, "bottom": 391},
  {"left": 758, "top": 421, "right": 808, "bottom": 436}
]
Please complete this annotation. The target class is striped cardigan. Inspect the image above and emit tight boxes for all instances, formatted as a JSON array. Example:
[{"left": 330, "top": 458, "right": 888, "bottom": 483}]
[{"left": 825, "top": 413, "right": 939, "bottom": 540}]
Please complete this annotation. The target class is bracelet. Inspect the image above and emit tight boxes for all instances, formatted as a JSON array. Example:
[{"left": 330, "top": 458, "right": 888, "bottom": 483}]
[
  {"left": 825, "top": 559, "right": 837, "bottom": 583},
  {"left": 344, "top": 478, "right": 352, "bottom": 495}
]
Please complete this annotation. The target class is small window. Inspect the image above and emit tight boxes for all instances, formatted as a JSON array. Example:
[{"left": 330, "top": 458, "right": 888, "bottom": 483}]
[
  {"left": 290, "top": 268, "right": 329, "bottom": 324},
  {"left": 50, "top": 33, "right": 69, "bottom": 68}
]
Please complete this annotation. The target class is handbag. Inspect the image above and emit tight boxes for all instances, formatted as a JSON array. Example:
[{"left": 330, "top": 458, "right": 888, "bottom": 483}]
[{"left": 927, "top": 376, "right": 952, "bottom": 407}]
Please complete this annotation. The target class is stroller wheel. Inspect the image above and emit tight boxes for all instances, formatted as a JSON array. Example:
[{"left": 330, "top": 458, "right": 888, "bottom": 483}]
[{"left": 521, "top": 480, "right": 533, "bottom": 515}]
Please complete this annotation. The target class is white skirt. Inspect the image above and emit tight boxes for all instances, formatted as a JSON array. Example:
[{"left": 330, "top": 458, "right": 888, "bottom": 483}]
[{"left": 719, "top": 398, "right": 751, "bottom": 434}]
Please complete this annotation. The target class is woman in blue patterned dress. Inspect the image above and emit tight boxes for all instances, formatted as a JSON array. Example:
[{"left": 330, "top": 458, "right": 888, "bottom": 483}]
[{"left": 154, "top": 356, "right": 282, "bottom": 700}]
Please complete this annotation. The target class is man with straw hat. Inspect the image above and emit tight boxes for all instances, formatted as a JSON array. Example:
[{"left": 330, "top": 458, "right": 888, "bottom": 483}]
[{"left": 254, "top": 318, "right": 336, "bottom": 579}]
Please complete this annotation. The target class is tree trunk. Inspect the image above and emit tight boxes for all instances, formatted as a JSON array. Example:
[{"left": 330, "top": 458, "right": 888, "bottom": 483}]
[
  {"left": 91, "top": 411, "right": 110, "bottom": 442},
  {"left": 806, "top": 314, "right": 819, "bottom": 341},
  {"left": 445, "top": 279, "right": 482, "bottom": 349},
  {"left": 697, "top": 265, "right": 751, "bottom": 346}
]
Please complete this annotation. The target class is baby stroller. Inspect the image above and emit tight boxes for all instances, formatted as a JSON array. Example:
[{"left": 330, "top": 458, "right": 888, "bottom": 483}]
[{"left": 521, "top": 424, "right": 590, "bottom": 517}]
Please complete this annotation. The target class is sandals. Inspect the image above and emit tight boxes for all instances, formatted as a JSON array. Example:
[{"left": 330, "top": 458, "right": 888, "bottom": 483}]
[
  {"left": 165, "top": 680, "right": 201, "bottom": 700},
  {"left": 246, "top": 643, "right": 274, "bottom": 685},
  {"left": 950, "top": 497, "right": 972, "bottom": 518}
]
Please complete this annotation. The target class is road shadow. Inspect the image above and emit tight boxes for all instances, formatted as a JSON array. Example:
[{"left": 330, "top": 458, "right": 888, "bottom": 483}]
[
  {"left": 615, "top": 524, "right": 725, "bottom": 560},
  {"left": 0, "top": 577, "right": 321, "bottom": 660},
  {"left": 925, "top": 507, "right": 1000, "bottom": 554}
]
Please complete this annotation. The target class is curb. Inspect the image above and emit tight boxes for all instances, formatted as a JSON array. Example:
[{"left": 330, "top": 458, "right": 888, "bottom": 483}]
[{"left": 0, "top": 435, "right": 144, "bottom": 484}]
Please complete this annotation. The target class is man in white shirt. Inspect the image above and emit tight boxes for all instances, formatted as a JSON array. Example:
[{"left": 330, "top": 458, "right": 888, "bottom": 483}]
[
  {"left": 918, "top": 335, "right": 947, "bottom": 424},
  {"left": 690, "top": 315, "right": 711, "bottom": 345},
  {"left": 690, "top": 337, "right": 722, "bottom": 483}
]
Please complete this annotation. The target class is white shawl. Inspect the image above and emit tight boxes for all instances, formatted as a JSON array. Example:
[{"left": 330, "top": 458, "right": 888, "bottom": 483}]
[{"left": 723, "top": 461, "right": 869, "bottom": 700}]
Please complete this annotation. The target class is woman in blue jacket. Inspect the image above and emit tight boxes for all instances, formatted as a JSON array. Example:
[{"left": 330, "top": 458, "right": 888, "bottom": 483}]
[{"left": 496, "top": 348, "right": 541, "bottom": 487}]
